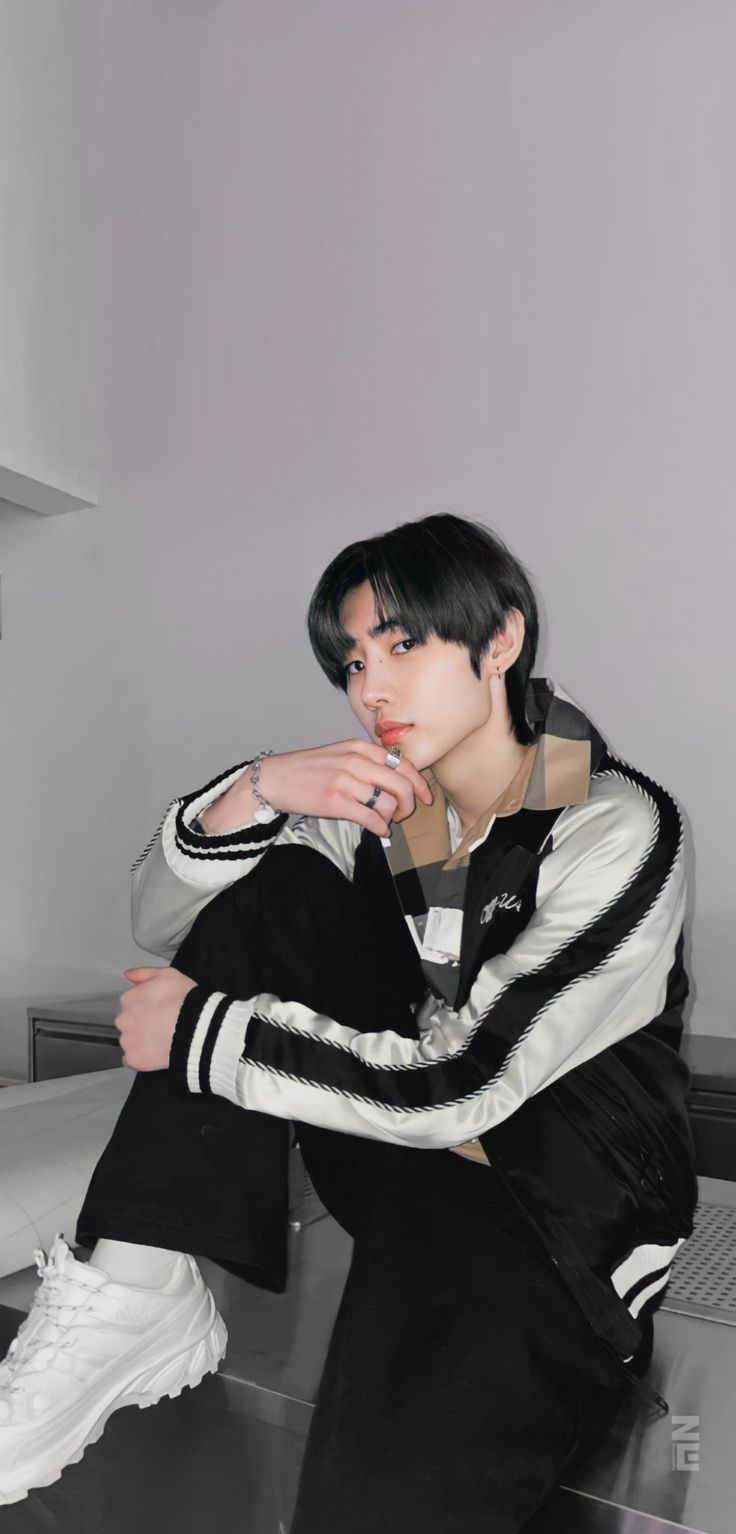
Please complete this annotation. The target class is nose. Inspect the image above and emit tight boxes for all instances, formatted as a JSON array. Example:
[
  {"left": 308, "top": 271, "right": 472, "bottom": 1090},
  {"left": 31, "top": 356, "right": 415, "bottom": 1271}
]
[{"left": 359, "top": 656, "right": 395, "bottom": 711}]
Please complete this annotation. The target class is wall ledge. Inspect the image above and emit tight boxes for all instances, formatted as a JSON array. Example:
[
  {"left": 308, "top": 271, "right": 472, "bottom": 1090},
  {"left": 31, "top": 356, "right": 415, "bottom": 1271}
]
[{"left": 0, "top": 464, "right": 97, "bottom": 516}]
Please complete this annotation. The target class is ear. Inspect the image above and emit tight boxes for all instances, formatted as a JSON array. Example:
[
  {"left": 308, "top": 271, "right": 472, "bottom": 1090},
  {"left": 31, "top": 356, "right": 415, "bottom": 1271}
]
[{"left": 482, "top": 608, "right": 526, "bottom": 680}]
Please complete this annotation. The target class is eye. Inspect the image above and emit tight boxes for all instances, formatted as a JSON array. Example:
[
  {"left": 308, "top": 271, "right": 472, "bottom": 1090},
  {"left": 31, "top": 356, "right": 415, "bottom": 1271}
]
[{"left": 344, "top": 636, "right": 417, "bottom": 678}]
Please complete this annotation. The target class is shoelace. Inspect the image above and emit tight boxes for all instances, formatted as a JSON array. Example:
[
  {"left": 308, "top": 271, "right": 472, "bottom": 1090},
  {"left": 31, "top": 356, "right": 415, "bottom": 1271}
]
[{"left": 0, "top": 1247, "right": 97, "bottom": 1400}]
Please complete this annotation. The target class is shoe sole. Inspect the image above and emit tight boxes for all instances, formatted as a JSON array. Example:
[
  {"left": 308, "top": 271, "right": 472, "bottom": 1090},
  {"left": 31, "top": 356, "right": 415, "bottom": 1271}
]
[{"left": 0, "top": 1298, "right": 228, "bottom": 1505}]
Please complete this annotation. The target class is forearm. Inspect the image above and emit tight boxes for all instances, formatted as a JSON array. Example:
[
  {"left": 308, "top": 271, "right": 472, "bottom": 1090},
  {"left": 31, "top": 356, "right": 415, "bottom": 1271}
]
[
  {"left": 130, "top": 758, "right": 288, "bottom": 957},
  {"left": 130, "top": 759, "right": 362, "bottom": 959}
]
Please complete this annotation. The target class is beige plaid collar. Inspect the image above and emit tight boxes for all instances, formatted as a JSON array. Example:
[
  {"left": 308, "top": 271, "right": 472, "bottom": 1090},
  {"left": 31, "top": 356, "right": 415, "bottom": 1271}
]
[{"left": 385, "top": 676, "right": 604, "bottom": 878}]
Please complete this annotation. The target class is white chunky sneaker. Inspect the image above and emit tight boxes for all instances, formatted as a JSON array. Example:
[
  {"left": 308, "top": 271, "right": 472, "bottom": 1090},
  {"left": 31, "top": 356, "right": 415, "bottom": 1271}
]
[{"left": 0, "top": 1233, "right": 228, "bottom": 1505}]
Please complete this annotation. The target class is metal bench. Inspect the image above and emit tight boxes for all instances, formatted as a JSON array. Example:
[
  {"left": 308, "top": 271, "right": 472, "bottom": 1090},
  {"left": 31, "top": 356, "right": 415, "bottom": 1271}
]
[{"left": 1, "top": 1036, "right": 734, "bottom": 1532}]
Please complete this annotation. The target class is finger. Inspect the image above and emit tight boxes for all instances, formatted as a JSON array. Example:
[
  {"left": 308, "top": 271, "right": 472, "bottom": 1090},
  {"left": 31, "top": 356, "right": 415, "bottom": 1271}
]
[
  {"left": 404, "top": 766, "right": 434, "bottom": 806},
  {"left": 345, "top": 776, "right": 400, "bottom": 823},
  {"left": 344, "top": 757, "right": 414, "bottom": 819},
  {"left": 335, "top": 792, "right": 395, "bottom": 841},
  {"left": 124, "top": 967, "right": 161, "bottom": 982},
  {"left": 349, "top": 739, "right": 433, "bottom": 806},
  {"left": 371, "top": 766, "right": 418, "bottom": 821},
  {"left": 367, "top": 746, "right": 433, "bottom": 806}
]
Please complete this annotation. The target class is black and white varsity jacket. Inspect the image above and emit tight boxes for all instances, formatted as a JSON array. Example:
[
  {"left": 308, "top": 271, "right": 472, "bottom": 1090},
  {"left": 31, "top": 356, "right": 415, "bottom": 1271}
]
[{"left": 130, "top": 678, "right": 698, "bottom": 1390}]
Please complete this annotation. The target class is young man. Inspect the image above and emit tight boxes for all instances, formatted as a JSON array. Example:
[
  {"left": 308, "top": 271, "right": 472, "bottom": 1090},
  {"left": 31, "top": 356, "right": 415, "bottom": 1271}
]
[{"left": 0, "top": 513, "right": 697, "bottom": 1531}]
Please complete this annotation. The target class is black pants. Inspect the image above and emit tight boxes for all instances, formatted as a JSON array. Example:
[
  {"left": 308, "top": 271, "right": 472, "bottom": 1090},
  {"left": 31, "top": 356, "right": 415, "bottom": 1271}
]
[{"left": 77, "top": 845, "right": 646, "bottom": 1533}]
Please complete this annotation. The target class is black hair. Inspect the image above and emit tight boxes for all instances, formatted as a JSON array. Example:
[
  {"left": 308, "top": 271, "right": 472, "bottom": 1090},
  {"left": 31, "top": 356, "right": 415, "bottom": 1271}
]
[{"left": 306, "top": 511, "right": 540, "bottom": 746}]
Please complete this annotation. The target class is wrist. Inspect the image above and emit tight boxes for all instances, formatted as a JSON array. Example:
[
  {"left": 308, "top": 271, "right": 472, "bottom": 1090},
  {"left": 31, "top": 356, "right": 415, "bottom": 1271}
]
[
  {"left": 194, "top": 765, "right": 261, "bottom": 836},
  {"left": 248, "top": 750, "right": 284, "bottom": 823},
  {"left": 190, "top": 754, "right": 285, "bottom": 837},
  {"left": 168, "top": 983, "right": 211, "bottom": 1094}
]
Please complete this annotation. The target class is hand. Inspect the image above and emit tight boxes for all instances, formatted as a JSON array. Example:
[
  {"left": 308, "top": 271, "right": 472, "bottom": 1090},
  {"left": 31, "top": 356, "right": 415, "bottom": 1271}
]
[
  {"left": 116, "top": 966, "right": 198, "bottom": 1071},
  {"left": 259, "top": 740, "right": 434, "bottom": 840}
]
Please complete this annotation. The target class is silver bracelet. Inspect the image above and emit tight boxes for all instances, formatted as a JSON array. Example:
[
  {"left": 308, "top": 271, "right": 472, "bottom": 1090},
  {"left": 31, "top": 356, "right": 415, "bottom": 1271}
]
[{"left": 249, "top": 749, "right": 284, "bottom": 824}]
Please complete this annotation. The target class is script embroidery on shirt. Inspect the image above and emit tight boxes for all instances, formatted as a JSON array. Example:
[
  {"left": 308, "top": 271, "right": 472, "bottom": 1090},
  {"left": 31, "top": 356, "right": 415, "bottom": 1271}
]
[{"left": 480, "top": 892, "right": 522, "bottom": 925}]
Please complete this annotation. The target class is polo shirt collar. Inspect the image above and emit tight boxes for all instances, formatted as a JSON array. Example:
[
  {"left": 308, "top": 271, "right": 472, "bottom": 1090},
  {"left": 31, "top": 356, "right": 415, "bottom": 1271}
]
[{"left": 383, "top": 676, "right": 606, "bottom": 878}]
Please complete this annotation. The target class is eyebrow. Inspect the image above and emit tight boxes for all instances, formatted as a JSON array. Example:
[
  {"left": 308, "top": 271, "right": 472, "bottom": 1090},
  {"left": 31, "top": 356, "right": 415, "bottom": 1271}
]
[{"left": 342, "top": 616, "right": 405, "bottom": 649}]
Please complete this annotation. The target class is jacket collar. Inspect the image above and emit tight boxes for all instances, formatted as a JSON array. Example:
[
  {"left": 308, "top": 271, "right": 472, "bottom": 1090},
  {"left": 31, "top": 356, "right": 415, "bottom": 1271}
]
[{"left": 383, "top": 676, "right": 607, "bottom": 879}]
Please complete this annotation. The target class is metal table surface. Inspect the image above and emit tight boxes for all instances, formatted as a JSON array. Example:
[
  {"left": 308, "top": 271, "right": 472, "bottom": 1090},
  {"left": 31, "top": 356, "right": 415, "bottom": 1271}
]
[
  {"left": 0, "top": 1177, "right": 733, "bottom": 1532},
  {"left": 200, "top": 1175, "right": 736, "bottom": 1534}
]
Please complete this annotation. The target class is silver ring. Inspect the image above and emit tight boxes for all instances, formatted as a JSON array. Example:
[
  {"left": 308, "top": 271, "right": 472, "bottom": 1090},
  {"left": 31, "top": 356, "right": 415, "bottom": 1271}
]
[
  {"left": 385, "top": 745, "right": 402, "bottom": 770},
  {"left": 364, "top": 785, "right": 382, "bottom": 810}
]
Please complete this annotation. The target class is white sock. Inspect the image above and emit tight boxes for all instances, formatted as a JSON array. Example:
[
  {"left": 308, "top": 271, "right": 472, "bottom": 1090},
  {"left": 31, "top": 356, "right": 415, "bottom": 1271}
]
[{"left": 89, "top": 1238, "right": 186, "bottom": 1288}]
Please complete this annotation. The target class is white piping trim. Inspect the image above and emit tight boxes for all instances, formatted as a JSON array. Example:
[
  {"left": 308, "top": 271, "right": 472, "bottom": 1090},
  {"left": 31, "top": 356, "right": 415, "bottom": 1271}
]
[
  {"left": 629, "top": 1267, "right": 675, "bottom": 1319},
  {"left": 186, "top": 991, "right": 227, "bottom": 1093},
  {"left": 611, "top": 1238, "right": 685, "bottom": 1300}
]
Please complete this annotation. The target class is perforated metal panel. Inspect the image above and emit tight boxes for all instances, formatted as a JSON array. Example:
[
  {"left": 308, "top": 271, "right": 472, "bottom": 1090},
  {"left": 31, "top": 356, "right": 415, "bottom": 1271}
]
[{"left": 662, "top": 1202, "right": 736, "bottom": 1321}]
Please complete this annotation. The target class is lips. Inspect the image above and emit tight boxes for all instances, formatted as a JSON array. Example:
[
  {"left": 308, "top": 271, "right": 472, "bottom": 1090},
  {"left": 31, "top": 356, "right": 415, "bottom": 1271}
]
[{"left": 376, "top": 722, "right": 413, "bottom": 746}]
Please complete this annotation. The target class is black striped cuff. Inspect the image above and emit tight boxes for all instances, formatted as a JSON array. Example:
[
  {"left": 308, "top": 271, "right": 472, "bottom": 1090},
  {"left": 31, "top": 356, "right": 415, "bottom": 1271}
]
[
  {"left": 175, "top": 800, "right": 289, "bottom": 858},
  {"left": 169, "top": 984, "right": 220, "bottom": 1096}
]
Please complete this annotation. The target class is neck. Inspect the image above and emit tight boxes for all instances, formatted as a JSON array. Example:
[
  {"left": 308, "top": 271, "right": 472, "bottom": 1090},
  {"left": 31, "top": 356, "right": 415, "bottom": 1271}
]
[{"left": 431, "top": 704, "right": 529, "bottom": 838}]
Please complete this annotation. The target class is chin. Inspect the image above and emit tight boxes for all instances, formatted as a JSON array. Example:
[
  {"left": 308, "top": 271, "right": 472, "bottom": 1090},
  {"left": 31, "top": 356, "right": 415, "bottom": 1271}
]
[{"left": 403, "top": 744, "right": 433, "bottom": 774}]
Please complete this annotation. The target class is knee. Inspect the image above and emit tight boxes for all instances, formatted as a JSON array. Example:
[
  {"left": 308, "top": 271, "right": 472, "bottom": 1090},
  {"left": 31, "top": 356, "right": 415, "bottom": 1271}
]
[
  {"left": 257, "top": 842, "right": 353, "bottom": 899},
  {"left": 193, "top": 843, "right": 352, "bottom": 936},
  {"left": 176, "top": 843, "right": 362, "bottom": 1008}
]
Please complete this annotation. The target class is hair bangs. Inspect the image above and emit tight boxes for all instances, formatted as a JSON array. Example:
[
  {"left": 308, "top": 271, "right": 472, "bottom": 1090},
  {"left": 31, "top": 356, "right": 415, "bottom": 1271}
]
[{"left": 362, "top": 548, "right": 434, "bottom": 647}]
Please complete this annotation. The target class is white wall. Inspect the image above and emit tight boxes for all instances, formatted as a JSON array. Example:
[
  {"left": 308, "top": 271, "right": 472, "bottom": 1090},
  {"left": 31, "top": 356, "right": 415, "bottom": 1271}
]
[
  {"left": 0, "top": 0, "right": 94, "bottom": 500},
  {"left": 1, "top": 0, "right": 733, "bottom": 1079}
]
